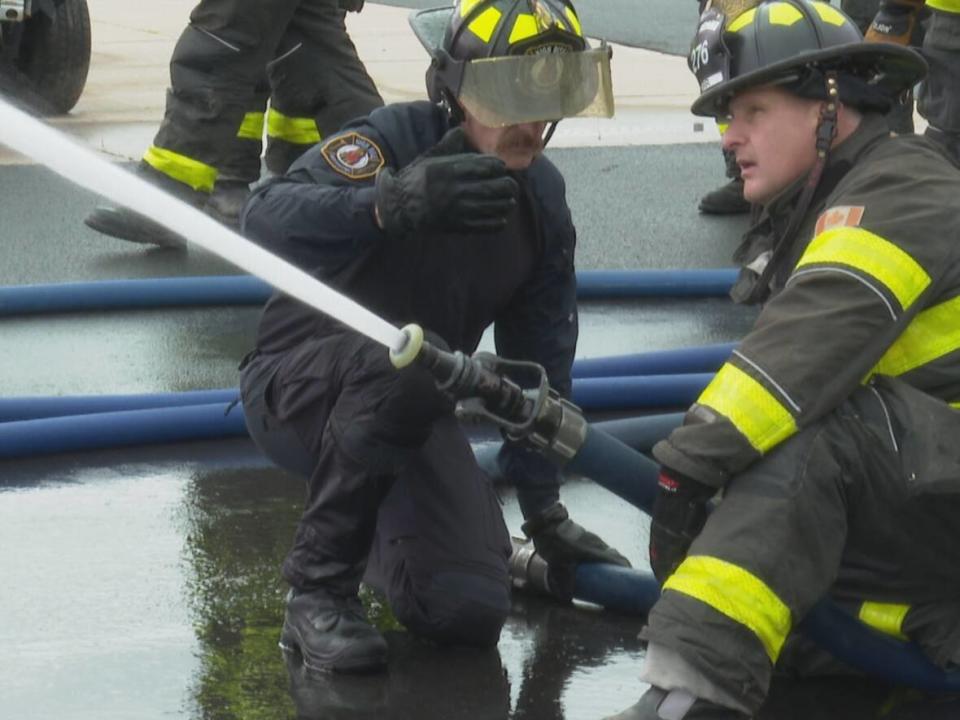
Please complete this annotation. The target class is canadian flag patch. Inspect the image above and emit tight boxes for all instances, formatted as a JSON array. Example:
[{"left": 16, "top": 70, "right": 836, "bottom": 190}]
[{"left": 815, "top": 206, "right": 865, "bottom": 236}]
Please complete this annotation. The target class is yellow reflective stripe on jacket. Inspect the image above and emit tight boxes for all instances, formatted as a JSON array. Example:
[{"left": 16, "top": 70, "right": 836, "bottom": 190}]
[
  {"left": 795, "top": 227, "right": 931, "bottom": 311},
  {"left": 858, "top": 602, "right": 909, "bottom": 640},
  {"left": 928, "top": 0, "right": 960, "bottom": 14},
  {"left": 872, "top": 295, "right": 960, "bottom": 377},
  {"left": 951, "top": 402, "right": 960, "bottom": 409},
  {"left": 267, "top": 108, "right": 321, "bottom": 145},
  {"left": 142, "top": 145, "right": 217, "bottom": 193},
  {"left": 236, "top": 112, "right": 265, "bottom": 140},
  {"left": 664, "top": 555, "right": 792, "bottom": 662},
  {"left": 698, "top": 363, "right": 798, "bottom": 453}
]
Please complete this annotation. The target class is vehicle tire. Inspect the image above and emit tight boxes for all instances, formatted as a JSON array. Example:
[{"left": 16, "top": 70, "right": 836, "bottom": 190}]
[{"left": 15, "top": 0, "right": 92, "bottom": 114}]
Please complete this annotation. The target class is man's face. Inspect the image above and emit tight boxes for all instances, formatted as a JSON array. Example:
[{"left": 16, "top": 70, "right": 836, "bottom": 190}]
[
  {"left": 721, "top": 85, "right": 822, "bottom": 205},
  {"left": 461, "top": 110, "right": 547, "bottom": 170}
]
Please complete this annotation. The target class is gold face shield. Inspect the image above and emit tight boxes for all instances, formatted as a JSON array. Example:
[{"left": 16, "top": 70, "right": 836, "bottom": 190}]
[{"left": 456, "top": 44, "right": 614, "bottom": 126}]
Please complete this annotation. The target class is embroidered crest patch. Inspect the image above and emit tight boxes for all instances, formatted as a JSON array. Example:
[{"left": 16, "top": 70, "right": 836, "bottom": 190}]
[
  {"left": 321, "top": 132, "right": 384, "bottom": 179},
  {"left": 815, "top": 206, "right": 865, "bottom": 236}
]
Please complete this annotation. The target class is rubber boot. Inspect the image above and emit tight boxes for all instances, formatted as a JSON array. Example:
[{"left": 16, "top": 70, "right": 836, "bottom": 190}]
[
  {"left": 603, "top": 687, "right": 752, "bottom": 720},
  {"left": 279, "top": 587, "right": 388, "bottom": 674},
  {"left": 83, "top": 161, "right": 207, "bottom": 249},
  {"left": 204, "top": 178, "right": 251, "bottom": 230}
]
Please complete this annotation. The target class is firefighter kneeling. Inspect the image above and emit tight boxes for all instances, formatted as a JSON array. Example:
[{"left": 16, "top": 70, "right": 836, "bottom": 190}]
[{"left": 608, "top": 2, "right": 960, "bottom": 718}]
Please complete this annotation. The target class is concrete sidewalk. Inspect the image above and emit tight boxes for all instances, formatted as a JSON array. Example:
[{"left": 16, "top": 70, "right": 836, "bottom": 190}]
[{"left": 3, "top": 0, "right": 709, "bottom": 165}]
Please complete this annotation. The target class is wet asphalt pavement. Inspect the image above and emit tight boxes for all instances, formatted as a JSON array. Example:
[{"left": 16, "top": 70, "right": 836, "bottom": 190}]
[{"left": 3, "top": 2, "right": 959, "bottom": 718}]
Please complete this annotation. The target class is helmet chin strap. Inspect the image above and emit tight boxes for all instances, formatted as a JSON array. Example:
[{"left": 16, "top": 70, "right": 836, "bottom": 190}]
[
  {"left": 733, "top": 72, "right": 839, "bottom": 305},
  {"left": 542, "top": 121, "right": 559, "bottom": 148}
]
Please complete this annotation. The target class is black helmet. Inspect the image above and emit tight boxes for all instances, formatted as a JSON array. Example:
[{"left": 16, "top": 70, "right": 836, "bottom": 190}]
[
  {"left": 689, "top": 0, "right": 927, "bottom": 117},
  {"left": 409, "top": 0, "right": 613, "bottom": 126}
]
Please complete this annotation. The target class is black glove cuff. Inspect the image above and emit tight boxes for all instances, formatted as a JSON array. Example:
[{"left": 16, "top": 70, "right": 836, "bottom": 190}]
[{"left": 520, "top": 501, "right": 568, "bottom": 538}]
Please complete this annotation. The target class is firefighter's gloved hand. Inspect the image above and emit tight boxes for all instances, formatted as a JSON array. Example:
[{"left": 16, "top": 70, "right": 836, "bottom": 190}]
[
  {"left": 865, "top": 0, "right": 926, "bottom": 46},
  {"left": 374, "top": 127, "right": 519, "bottom": 236},
  {"left": 522, "top": 502, "right": 631, "bottom": 601},
  {"left": 649, "top": 469, "right": 716, "bottom": 584}
]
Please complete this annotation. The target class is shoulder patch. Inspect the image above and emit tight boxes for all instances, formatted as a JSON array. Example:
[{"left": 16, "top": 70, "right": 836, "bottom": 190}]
[
  {"left": 320, "top": 132, "right": 384, "bottom": 180},
  {"left": 814, "top": 206, "right": 865, "bottom": 236}
]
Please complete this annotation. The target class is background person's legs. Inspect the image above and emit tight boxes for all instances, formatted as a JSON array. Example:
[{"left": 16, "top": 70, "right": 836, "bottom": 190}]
[
  {"left": 264, "top": 0, "right": 384, "bottom": 175},
  {"left": 84, "top": 0, "right": 302, "bottom": 246}
]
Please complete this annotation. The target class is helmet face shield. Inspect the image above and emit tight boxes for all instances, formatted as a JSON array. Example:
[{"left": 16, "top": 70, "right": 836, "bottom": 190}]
[{"left": 456, "top": 45, "right": 614, "bottom": 126}]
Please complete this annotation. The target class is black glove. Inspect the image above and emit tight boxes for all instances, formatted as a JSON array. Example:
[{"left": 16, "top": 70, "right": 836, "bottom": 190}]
[
  {"left": 649, "top": 469, "right": 716, "bottom": 584},
  {"left": 522, "top": 502, "right": 631, "bottom": 601},
  {"left": 865, "top": 0, "right": 926, "bottom": 46},
  {"left": 337, "top": 0, "right": 364, "bottom": 11},
  {"left": 374, "top": 127, "right": 519, "bottom": 236}
]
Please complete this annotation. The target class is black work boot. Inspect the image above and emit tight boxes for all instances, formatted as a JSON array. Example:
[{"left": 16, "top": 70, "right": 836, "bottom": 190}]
[
  {"left": 698, "top": 177, "right": 751, "bottom": 215},
  {"left": 280, "top": 587, "right": 388, "bottom": 674},
  {"left": 203, "top": 179, "right": 251, "bottom": 230},
  {"left": 604, "top": 687, "right": 751, "bottom": 720},
  {"left": 83, "top": 161, "right": 205, "bottom": 248}
]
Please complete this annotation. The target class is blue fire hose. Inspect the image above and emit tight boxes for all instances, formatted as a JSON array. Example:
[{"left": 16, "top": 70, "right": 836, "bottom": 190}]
[{"left": 0, "top": 269, "right": 738, "bottom": 316}]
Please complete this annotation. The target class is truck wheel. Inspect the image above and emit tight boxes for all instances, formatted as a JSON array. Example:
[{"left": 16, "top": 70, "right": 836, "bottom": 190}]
[{"left": 15, "top": 0, "right": 92, "bottom": 114}]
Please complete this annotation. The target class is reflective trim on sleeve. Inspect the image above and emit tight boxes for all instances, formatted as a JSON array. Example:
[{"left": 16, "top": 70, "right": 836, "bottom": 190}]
[
  {"left": 928, "top": 0, "right": 960, "bottom": 14},
  {"left": 142, "top": 145, "right": 217, "bottom": 193},
  {"left": 468, "top": 6, "right": 502, "bottom": 42},
  {"left": 697, "top": 362, "right": 798, "bottom": 453},
  {"left": 795, "top": 227, "right": 931, "bottom": 312},
  {"left": 236, "top": 112, "right": 265, "bottom": 140},
  {"left": 266, "top": 108, "right": 321, "bottom": 145},
  {"left": 858, "top": 601, "right": 909, "bottom": 640},
  {"left": 664, "top": 555, "right": 792, "bottom": 662},
  {"left": 951, "top": 402, "right": 960, "bottom": 409},
  {"left": 872, "top": 295, "right": 960, "bottom": 377}
]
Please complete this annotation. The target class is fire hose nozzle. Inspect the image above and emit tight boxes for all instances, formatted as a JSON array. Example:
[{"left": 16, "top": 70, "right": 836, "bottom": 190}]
[{"left": 389, "top": 323, "right": 425, "bottom": 369}]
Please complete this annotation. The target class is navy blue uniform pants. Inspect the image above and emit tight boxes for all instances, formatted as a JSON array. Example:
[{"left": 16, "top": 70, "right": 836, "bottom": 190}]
[{"left": 240, "top": 331, "right": 512, "bottom": 647}]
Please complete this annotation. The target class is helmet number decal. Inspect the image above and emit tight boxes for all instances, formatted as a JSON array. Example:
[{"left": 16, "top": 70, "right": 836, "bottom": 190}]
[{"left": 690, "top": 40, "right": 710, "bottom": 75}]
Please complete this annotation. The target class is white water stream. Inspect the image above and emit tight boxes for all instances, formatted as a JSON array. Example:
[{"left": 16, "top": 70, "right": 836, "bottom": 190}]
[{"left": 0, "top": 98, "right": 406, "bottom": 352}]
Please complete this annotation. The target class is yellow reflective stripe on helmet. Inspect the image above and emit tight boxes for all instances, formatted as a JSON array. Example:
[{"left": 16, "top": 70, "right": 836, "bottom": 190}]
[
  {"left": 858, "top": 602, "right": 909, "bottom": 640},
  {"left": 461, "top": 0, "right": 483, "bottom": 16},
  {"left": 795, "top": 227, "right": 931, "bottom": 312},
  {"left": 236, "top": 112, "right": 265, "bottom": 140},
  {"left": 928, "top": 0, "right": 960, "bottom": 14},
  {"left": 812, "top": 2, "right": 849, "bottom": 26},
  {"left": 728, "top": 8, "right": 757, "bottom": 32},
  {"left": 509, "top": 13, "right": 540, "bottom": 44},
  {"left": 468, "top": 6, "right": 502, "bottom": 42},
  {"left": 267, "top": 108, "right": 321, "bottom": 145},
  {"left": 768, "top": 2, "right": 804, "bottom": 26},
  {"left": 952, "top": 402, "right": 960, "bottom": 409},
  {"left": 142, "top": 145, "right": 217, "bottom": 193},
  {"left": 872, "top": 294, "right": 960, "bottom": 377},
  {"left": 717, "top": 122, "right": 729, "bottom": 134},
  {"left": 698, "top": 363, "right": 798, "bottom": 453},
  {"left": 664, "top": 555, "right": 792, "bottom": 662},
  {"left": 564, "top": 6, "right": 583, "bottom": 36}
]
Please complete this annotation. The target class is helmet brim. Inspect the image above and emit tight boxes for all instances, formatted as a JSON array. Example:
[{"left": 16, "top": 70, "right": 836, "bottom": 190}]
[
  {"left": 691, "top": 42, "right": 927, "bottom": 118},
  {"left": 409, "top": 6, "right": 455, "bottom": 57}
]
